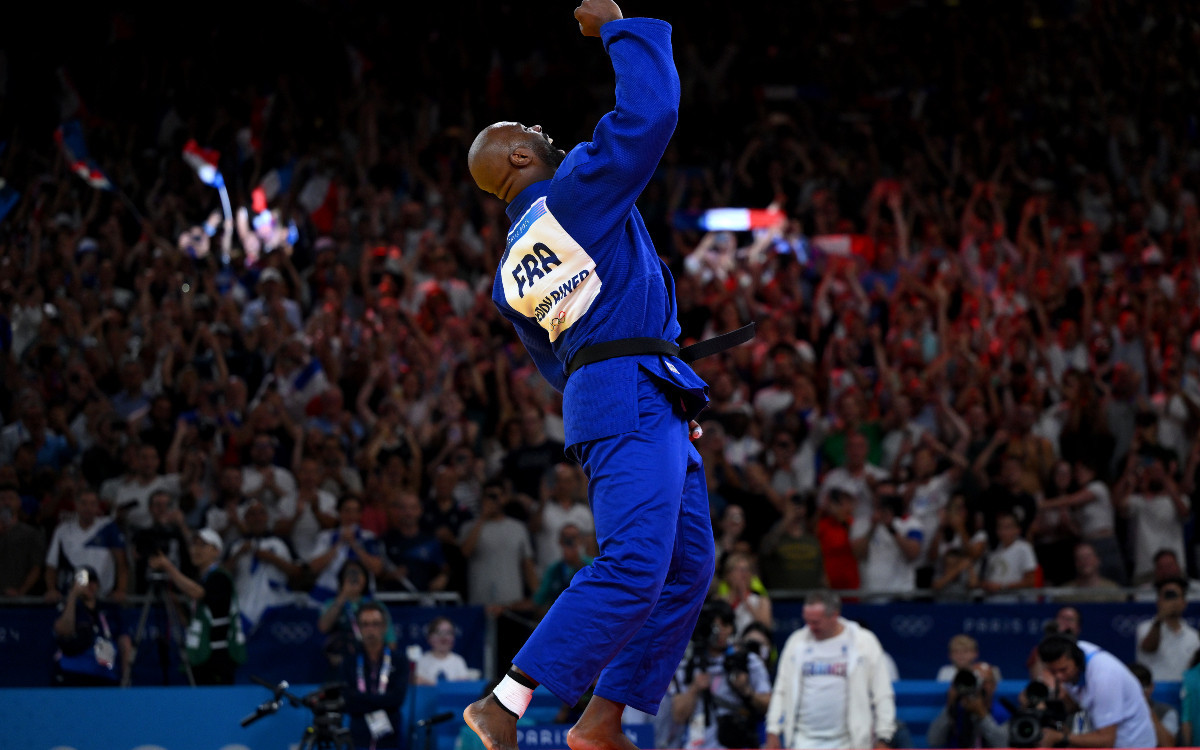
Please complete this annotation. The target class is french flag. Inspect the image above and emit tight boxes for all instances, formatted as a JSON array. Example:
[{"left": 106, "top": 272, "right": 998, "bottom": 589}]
[
  {"left": 54, "top": 121, "right": 113, "bottom": 192},
  {"left": 673, "top": 207, "right": 786, "bottom": 232},
  {"left": 810, "top": 234, "right": 876, "bottom": 262},
  {"left": 257, "top": 161, "right": 295, "bottom": 204},
  {"left": 182, "top": 139, "right": 224, "bottom": 188},
  {"left": 298, "top": 174, "right": 339, "bottom": 234}
]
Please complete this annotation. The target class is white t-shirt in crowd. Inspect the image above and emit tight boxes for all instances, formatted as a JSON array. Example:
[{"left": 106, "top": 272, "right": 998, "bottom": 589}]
[
  {"left": 1125, "top": 491, "right": 1188, "bottom": 582},
  {"left": 1135, "top": 618, "right": 1200, "bottom": 682},
  {"left": 276, "top": 490, "right": 338, "bottom": 561},
  {"left": 794, "top": 628, "right": 852, "bottom": 748},
  {"left": 414, "top": 651, "right": 472, "bottom": 684},
  {"left": 982, "top": 539, "right": 1038, "bottom": 587},
  {"left": 44, "top": 516, "right": 125, "bottom": 596},
  {"left": 535, "top": 501, "right": 594, "bottom": 575},
  {"left": 1074, "top": 480, "right": 1115, "bottom": 537},
  {"left": 861, "top": 516, "right": 924, "bottom": 595}
]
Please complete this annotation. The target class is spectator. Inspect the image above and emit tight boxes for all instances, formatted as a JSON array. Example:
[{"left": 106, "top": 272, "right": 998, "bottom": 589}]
[
  {"left": 531, "top": 463, "right": 593, "bottom": 575},
  {"left": 1113, "top": 450, "right": 1189, "bottom": 585},
  {"left": 1128, "top": 662, "right": 1179, "bottom": 747},
  {"left": 274, "top": 457, "right": 338, "bottom": 562},
  {"left": 458, "top": 481, "right": 537, "bottom": 614},
  {"left": 976, "top": 511, "right": 1039, "bottom": 599},
  {"left": 972, "top": 453, "right": 1038, "bottom": 550},
  {"left": 936, "top": 635, "right": 1003, "bottom": 683},
  {"left": 816, "top": 432, "right": 886, "bottom": 531},
  {"left": 670, "top": 599, "right": 771, "bottom": 750},
  {"left": 204, "top": 465, "right": 249, "bottom": 547},
  {"left": 317, "top": 558, "right": 395, "bottom": 672},
  {"left": 308, "top": 495, "right": 384, "bottom": 603},
  {"left": 1137, "top": 549, "right": 1200, "bottom": 601},
  {"left": 225, "top": 499, "right": 300, "bottom": 633},
  {"left": 240, "top": 432, "right": 297, "bottom": 515},
  {"left": 815, "top": 489, "right": 860, "bottom": 591},
  {"left": 149, "top": 528, "right": 246, "bottom": 685},
  {"left": 51, "top": 565, "right": 132, "bottom": 686},
  {"left": 44, "top": 489, "right": 128, "bottom": 601},
  {"left": 714, "top": 552, "right": 773, "bottom": 633},
  {"left": 101, "top": 443, "right": 180, "bottom": 532},
  {"left": 1040, "top": 460, "right": 1125, "bottom": 585},
  {"left": 928, "top": 493, "right": 987, "bottom": 594},
  {"left": 0, "top": 481, "right": 45, "bottom": 596},
  {"left": 130, "top": 490, "right": 194, "bottom": 594},
  {"left": 340, "top": 601, "right": 408, "bottom": 750},
  {"left": 501, "top": 407, "right": 565, "bottom": 501},
  {"left": 380, "top": 490, "right": 449, "bottom": 593},
  {"left": 757, "top": 493, "right": 825, "bottom": 590},
  {"left": 1029, "top": 460, "right": 1082, "bottom": 585},
  {"left": 857, "top": 490, "right": 923, "bottom": 599},
  {"left": 1036, "top": 634, "right": 1155, "bottom": 748},
  {"left": 533, "top": 523, "right": 592, "bottom": 617},
  {"left": 1059, "top": 541, "right": 1124, "bottom": 602},
  {"left": 765, "top": 590, "right": 895, "bottom": 749},
  {"left": 414, "top": 615, "right": 474, "bottom": 685},
  {"left": 1136, "top": 576, "right": 1200, "bottom": 683}
]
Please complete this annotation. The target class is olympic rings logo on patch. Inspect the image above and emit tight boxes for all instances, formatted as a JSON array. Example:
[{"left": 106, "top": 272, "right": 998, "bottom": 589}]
[
  {"left": 549, "top": 311, "right": 566, "bottom": 330},
  {"left": 889, "top": 615, "right": 934, "bottom": 638}
]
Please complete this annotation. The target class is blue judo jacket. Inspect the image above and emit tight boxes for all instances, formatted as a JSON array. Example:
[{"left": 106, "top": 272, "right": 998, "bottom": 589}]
[{"left": 492, "top": 18, "right": 709, "bottom": 449}]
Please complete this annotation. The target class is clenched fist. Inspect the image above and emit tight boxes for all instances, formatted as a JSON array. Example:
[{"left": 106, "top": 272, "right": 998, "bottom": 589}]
[{"left": 575, "top": 0, "right": 622, "bottom": 37}]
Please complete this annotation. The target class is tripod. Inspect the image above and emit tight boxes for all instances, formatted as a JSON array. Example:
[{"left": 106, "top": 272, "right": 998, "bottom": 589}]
[
  {"left": 123, "top": 574, "right": 195, "bottom": 686},
  {"left": 243, "top": 678, "right": 353, "bottom": 750}
]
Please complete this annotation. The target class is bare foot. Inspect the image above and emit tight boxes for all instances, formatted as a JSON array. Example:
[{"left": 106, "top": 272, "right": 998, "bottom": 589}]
[
  {"left": 464, "top": 695, "right": 520, "bottom": 750},
  {"left": 566, "top": 696, "right": 638, "bottom": 750},
  {"left": 566, "top": 723, "right": 639, "bottom": 750}
]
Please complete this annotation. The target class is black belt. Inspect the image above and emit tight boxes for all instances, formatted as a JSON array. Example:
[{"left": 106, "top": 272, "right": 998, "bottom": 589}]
[{"left": 565, "top": 322, "right": 756, "bottom": 377}]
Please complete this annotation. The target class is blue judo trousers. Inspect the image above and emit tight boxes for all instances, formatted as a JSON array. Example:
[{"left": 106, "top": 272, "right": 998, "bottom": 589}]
[{"left": 489, "top": 18, "right": 716, "bottom": 714}]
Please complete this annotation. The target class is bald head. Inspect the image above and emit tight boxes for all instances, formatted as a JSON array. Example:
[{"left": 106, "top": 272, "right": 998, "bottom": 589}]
[{"left": 468, "top": 121, "right": 566, "bottom": 202}]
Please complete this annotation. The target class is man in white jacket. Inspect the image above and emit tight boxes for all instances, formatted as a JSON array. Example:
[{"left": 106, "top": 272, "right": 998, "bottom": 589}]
[{"left": 765, "top": 590, "right": 896, "bottom": 749}]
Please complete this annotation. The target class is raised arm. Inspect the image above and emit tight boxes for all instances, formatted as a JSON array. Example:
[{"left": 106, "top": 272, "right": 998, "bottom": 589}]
[{"left": 550, "top": 6, "right": 680, "bottom": 244}]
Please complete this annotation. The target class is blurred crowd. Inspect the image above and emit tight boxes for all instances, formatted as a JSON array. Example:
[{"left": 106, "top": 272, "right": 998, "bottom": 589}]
[{"left": 3, "top": 0, "right": 1200, "bottom": 694}]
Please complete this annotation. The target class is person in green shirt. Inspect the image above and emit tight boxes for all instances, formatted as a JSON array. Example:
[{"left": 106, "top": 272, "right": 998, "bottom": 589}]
[{"left": 533, "top": 524, "right": 592, "bottom": 618}]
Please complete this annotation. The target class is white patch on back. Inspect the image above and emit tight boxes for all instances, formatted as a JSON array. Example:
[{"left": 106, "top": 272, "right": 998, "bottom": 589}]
[{"left": 501, "top": 197, "right": 602, "bottom": 341}]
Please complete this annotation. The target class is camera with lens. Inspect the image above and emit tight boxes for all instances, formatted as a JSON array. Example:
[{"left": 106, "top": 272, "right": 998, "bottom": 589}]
[
  {"left": 1006, "top": 681, "right": 1067, "bottom": 748},
  {"left": 951, "top": 668, "right": 979, "bottom": 700},
  {"left": 723, "top": 646, "right": 751, "bottom": 678}
]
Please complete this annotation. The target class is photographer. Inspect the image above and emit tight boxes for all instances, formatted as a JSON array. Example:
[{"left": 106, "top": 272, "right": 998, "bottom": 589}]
[
  {"left": 1035, "top": 635, "right": 1155, "bottom": 748},
  {"left": 1135, "top": 576, "right": 1198, "bottom": 682},
  {"left": 670, "top": 599, "right": 772, "bottom": 749},
  {"left": 339, "top": 601, "right": 408, "bottom": 750},
  {"left": 52, "top": 565, "right": 132, "bottom": 686},
  {"left": 926, "top": 666, "right": 1007, "bottom": 748},
  {"left": 131, "top": 490, "right": 194, "bottom": 594},
  {"left": 148, "top": 528, "right": 246, "bottom": 684}
]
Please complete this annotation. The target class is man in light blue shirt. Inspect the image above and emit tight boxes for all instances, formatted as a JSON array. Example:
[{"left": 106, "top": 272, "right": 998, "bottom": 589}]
[{"left": 1037, "top": 635, "right": 1155, "bottom": 748}]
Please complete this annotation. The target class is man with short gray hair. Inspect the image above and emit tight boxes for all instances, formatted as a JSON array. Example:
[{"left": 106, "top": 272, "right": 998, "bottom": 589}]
[{"left": 765, "top": 590, "right": 896, "bottom": 748}]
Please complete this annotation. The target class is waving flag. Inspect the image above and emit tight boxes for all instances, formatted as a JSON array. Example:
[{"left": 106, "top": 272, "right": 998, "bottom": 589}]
[
  {"left": 298, "top": 174, "right": 338, "bottom": 234},
  {"left": 55, "top": 121, "right": 113, "bottom": 191},
  {"left": 182, "top": 139, "right": 233, "bottom": 264},
  {"left": 182, "top": 139, "right": 224, "bottom": 188},
  {"left": 673, "top": 207, "right": 786, "bottom": 232}
]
